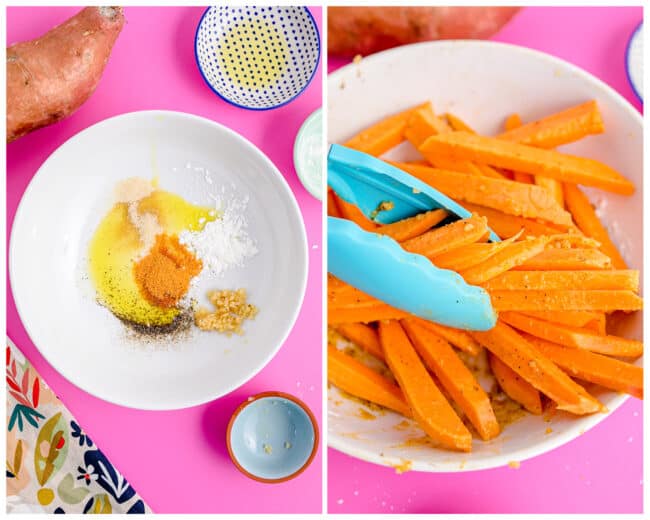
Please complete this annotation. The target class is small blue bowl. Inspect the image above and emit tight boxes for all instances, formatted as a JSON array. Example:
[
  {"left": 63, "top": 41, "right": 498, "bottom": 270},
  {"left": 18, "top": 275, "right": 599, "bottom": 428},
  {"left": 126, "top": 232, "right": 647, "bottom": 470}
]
[
  {"left": 625, "top": 21, "right": 643, "bottom": 103},
  {"left": 227, "top": 392, "right": 319, "bottom": 483},
  {"left": 194, "top": 6, "right": 321, "bottom": 110}
]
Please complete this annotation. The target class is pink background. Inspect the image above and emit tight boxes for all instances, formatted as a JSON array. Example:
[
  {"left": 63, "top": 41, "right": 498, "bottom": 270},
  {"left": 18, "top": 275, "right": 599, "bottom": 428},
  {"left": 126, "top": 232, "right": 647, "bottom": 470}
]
[
  {"left": 7, "top": 6, "right": 322, "bottom": 514},
  {"left": 328, "top": 6, "right": 643, "bottom": 514}
]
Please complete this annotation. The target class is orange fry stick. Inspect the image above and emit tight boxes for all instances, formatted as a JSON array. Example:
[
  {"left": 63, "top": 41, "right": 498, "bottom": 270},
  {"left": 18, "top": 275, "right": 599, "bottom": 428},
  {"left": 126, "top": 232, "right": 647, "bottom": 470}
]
[
  {"left": 500, "top": 312, "right": 643, "bottom": 358},
  {"left": 344, "top": 102, "right": 429, "bottom": 156},
  {"left": 490, "top": 290, "right": 643, "bottom": 312},
  {"left": 379, "top": 321, "right": 472, "bottom": 451},
  {"left": 526, "top": 335, "right": 643, "bottom": 399},
  {"left": 335, "top": 323, "right": 384, "bottom": 361},
  {"left": 483, "top": 270, "right": 639, "bottom": 292},
  {"left": 419, "top": 132, "right": 634, "bottom": 195},
  {"left": 489, "top": 352, "right": 543, "bottom": 414},
  {"left": 401, "top": 215, "right": 488, "bottom": 258},
  {"left": 390, "top": 162, "right": 573, "bottom": 227},
  {"left": 328, "top": 345, "right": 411, "bottom": 416},
  {"left": 375, "top": 209, "right": 448, "bottom": 242},
  {"left": 471, "top": 321, "right": 602, "bottom": 415},
  {"left": 564, "top": 183, "right": 628, "bottom": 269},
  {"left": 460, "top": 236, "right": 549, "bottom": 285},
  {"left": 402, "top": 319, "right": 500, "bottom": 441},
  {"left": 497, "top": 100, "right": 605, "bottom": 149}
]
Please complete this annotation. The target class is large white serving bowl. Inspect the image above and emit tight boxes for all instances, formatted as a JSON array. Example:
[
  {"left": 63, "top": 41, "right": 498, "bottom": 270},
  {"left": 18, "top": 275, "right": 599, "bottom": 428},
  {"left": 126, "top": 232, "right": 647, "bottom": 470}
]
[
  {"left": 10, "top": 111, "right": 308, "bottom": 410},
  {"left": 328, "top": 41, "right": 643, "bottom": 472}
]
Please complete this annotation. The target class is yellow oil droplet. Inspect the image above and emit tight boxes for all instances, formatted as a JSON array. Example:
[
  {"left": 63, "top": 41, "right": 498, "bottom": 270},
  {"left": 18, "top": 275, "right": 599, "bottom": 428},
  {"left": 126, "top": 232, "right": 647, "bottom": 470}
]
[
  {"left": 88, "top": 189, "right": 216, "bottom": 326},
  {"left": 219, "top": 18, "right": 288, "bottom": 90}
]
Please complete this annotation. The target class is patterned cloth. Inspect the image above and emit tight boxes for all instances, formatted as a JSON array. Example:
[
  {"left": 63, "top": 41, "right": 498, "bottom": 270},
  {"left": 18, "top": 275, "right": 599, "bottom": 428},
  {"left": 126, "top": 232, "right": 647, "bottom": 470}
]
[{"left": 6, "top": 339, "right": 150, "bottom": 514}]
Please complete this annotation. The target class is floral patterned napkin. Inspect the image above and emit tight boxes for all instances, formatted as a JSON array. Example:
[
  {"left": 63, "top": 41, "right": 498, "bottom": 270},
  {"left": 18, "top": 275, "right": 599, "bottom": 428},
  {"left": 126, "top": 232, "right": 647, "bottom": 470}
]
[{"left": 6, "top": 339, "right": 151, "bottom": 514}]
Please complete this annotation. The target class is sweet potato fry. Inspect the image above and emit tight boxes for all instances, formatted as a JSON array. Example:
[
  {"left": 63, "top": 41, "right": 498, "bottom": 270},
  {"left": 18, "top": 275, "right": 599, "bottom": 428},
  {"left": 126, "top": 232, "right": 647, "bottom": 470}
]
[
  {"left": 419, "top": 132, "right": 634, "bottom": 195},
  {"left": 460, "top": 236, "right": 549, "bottom": 285},
  {"left": 335, "top": 195, "right": 378, "bottom": 232},
  {"left": 497, "top": 100, "right": 605, "bottom": 149},
  {"left": 564, "top": 183, "right": 628, "bottom": 269},
  {"left": 404, "top": 104, "right": 451, "bottom": 148},
  {"left": 535, "top": 176, "right": 564, "bottom": 207},
  {"left": 375, "top": 209, "right": 448, "bottom": 242},
  {"left": 335, "top": 323, "right": 384, "bottom": 361},
  {"left": 483, "top": 270, "right": 639, "bottom": 292},
  {"left": 504, "top": 113, "right": 523, "bottom": 131},
  {"left": 445, "top": 113, "right": 476, "bottom": 133},
  {"left": 500, "top": 312, "right": 643, "bottom": 358},
  {"left": 390, "top": 162, "right": 573, "bottom": 227},
  {"left": 431, "top": 233, "right": 522, "bottom": 271},
  {"left": 490, "top": 290, "right": 643, "bottom": 312},
  {"left": 328, "top": 345, "right": 411, "bottom": 416},
  {"left": 329, "top": 303, "right": 410, "bottom": 325},
  {"left": 460, "top": 202, "right": 562, "bottom": 239},
  {"left": 521, "top": 311, "right": 606, "bottom": 335},
  {"left": 526, "top": 335, "right": 643, "bottom": 399},
  {"left": 379, "top": 321, "right": 472, "bottom": 451},
  {"left": 344, "top": 102, "right": 430, "bottom": 156},
  {"left": 471, "top": 321, "right": 602, "bottom": 414},
  {"left": 489, "top": 352, "right": 543, "bottom": 414},
  {"left": 407, "top": 317, "right": 481, "bottom": 355},
  {"left": 403, "top": 319, "right": 500, "bottom": 440},
  {"left": 401, "top": 215, "right": 489, "bottom": 258},
  {"left": 514, "top": 248, "right": 612, "bottom": 270}
]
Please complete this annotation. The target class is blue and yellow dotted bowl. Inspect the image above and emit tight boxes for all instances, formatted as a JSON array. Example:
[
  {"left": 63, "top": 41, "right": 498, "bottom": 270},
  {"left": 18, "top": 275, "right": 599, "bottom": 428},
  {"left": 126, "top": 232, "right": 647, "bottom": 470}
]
[{"left": 195, "top": 6, "right": 320, "bottom": 110}]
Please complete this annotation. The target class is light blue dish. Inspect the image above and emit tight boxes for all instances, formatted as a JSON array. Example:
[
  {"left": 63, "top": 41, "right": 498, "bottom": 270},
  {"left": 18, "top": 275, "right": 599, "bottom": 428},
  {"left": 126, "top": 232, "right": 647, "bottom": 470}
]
[
  {"left": 328, "top": 144, "right": 497, "bottom": 331},
  {"left": 625, "top": 21, "right": 643, "bottom": 103},
  {"left": 228, "top": 394, "right": 318, "bottom": 482},
  {"left": 194, "top": 6, "right": 321, "bottom": 110}
]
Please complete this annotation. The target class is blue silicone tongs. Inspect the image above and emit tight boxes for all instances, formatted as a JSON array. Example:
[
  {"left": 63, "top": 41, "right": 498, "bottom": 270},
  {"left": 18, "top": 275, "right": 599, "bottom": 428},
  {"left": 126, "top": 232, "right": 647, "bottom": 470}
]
[{"left": 328, "top": 144, "right": 498, "bottom": 331}]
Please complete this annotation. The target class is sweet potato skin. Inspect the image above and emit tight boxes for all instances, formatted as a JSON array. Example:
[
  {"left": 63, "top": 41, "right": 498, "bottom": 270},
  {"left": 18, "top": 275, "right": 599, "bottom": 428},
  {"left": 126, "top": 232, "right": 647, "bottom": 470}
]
[
  {"left": 328, "top": 7, "right": 520, "bottom": 57},
  {"left": 7, "top": 7, "right": 125, "bottom": 142}
]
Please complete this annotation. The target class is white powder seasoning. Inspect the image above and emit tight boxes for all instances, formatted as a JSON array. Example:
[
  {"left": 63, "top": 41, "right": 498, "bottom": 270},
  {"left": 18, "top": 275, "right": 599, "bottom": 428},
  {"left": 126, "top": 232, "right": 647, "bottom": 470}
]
[{"left": 179, "top": 197, "right": 258, "bottom": 276}]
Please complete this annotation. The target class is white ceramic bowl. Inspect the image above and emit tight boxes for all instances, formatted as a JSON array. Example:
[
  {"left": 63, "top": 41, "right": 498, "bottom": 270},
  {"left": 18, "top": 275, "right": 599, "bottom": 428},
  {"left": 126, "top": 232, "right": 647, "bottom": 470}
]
[
  {"left": 328, "top": 41, "right": 643, "bottom": 472},
  {"left": 10, "top": 111, "right": 307, "bottom": 410}
]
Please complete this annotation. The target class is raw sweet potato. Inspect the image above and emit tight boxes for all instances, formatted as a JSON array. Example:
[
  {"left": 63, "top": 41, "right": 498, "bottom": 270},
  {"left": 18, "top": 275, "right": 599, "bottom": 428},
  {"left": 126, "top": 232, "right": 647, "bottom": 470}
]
[
  {"left": 7, "top": 7, "right": 125, "bottom": 142},
  {"left": 328, "top": 7, "right": 520, "bottom": 56}
]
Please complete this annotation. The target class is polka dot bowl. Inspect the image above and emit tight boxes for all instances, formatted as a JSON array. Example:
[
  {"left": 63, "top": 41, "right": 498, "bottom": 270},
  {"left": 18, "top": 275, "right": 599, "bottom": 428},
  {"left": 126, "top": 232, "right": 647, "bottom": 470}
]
[{"left": 194, "top": 6, "right": 320, "bottom": 110}]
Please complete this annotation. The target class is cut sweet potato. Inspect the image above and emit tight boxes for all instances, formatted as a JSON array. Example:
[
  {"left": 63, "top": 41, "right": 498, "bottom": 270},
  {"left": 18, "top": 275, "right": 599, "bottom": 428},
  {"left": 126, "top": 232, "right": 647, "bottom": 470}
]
[
  {"left": 328, "top": 303, "right": 409, "bottom": 325},
  {"left": 564, "top": 183, "right": 628, "bottom": 269},
  {"left": 497, "top": 100, "right": 605, "bottom": 149},
  {"left": 500, "top": 312, "right": 643, "bottom": 358},
  {"left": 401, "top": 215, "right": 488, "bottom": 258},
  {"left": 526, "top": 335, "right": 643, "bottom": 399},
  {"left": 327, "top": 189, "right": 342, "bottom": 217},
  {"left": 328, "top": 345, "right": 411, "bottom": 416},
  {"left": 514, "top": 248, "right": 612, "bottom": 271},
  {"left": 489, "top": 352, "right": 543, "bottom": 414},
  {"left": 379, "top": 321, "right": 472, "bottom": 451},
  {"left": 390, "top": 162, "right": 573, "bottom": 227},
  {"left": 335, "top": 194, "right": 378, "bottom": 232},
  {"left": 419, "top": 132, "right": 634, "bottom": 195},
  {"left": 375, "top": 209, "right": 448, "bottom": 242},
  {"left": 483, "top": 270, "right": 639, "bottom": 292},
  {"left": 406, "top": 317, "right": 482, "bottom": 356},
  {"left": 335, "top": 323, "right": 384, "bottom": 361},
  {"left": 521, "top": 311, "right": 606, "bottom": 335},
  {"left": 460, "top": 202, "right": 561, "bottom": 239},
  {"left": 460, "top": 236, "right": 549, "bottom": 285},
  {"left": 431, "top": 233, "right": 521, "bottom": 271},
  {"left": 490, "top": 290, "right": 643, "bottom": 312},
  {"left": 343, "top": 102, "right": 430, "bottom": 156},
  {"left": 402, "top": 319, "right": 500, "bottom": 440},
  {"left": 471, "top": 321, "right": 602, "bottom": 414}
]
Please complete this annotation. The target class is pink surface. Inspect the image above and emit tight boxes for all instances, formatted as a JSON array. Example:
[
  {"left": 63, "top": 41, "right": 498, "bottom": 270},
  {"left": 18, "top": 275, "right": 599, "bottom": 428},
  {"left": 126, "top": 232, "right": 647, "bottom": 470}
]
[
  {"left": 328, "top": 6, "right": 643, "bottom": 514},
  {"left": 7, "top": 6, "right": 322, "bottom": 514}
]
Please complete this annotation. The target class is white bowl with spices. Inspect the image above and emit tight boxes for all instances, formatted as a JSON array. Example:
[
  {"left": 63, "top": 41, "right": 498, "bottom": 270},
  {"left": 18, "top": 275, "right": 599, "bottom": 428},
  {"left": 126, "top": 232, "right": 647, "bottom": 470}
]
[{"left": 10, "top": 110, "right": 308, "bottom": 410}]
